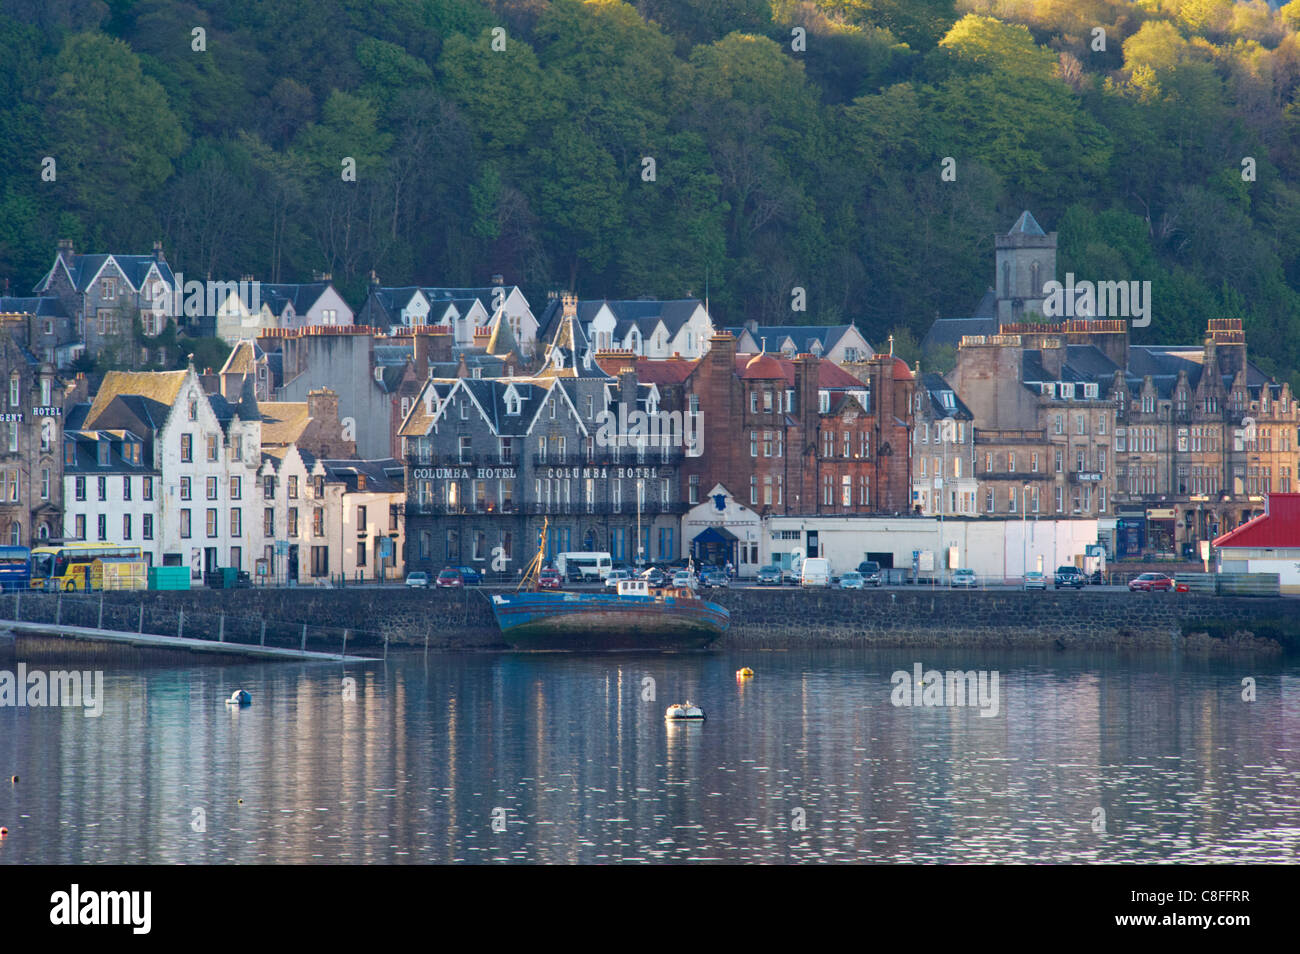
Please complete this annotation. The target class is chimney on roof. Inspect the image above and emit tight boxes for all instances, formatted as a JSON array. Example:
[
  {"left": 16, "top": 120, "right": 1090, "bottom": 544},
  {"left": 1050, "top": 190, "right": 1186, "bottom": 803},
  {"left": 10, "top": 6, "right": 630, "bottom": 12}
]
[
  {"left": 368, "top": 270, "right": 379, "bottom": 290},
  {"left": 491, "top": 274, "right": 504, "bottom": 286},
  {"left": 152, "top": 240, "right": 164, "bottom": 262},
  {"left": 561, "top": 292, "right": 577, "bottom": 318}
]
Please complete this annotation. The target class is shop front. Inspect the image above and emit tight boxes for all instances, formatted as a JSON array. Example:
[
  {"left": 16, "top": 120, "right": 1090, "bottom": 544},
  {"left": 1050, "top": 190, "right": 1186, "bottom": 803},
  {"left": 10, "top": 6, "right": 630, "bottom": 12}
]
[{"left": 1145, "top": 507, "right": 1176, "bottom": 556}]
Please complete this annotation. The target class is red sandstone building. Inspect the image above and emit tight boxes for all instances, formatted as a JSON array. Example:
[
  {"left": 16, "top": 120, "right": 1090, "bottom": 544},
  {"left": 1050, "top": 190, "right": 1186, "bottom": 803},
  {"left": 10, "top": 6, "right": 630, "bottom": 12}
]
[{"left": 671, "top": 332, "right": 914, "bottom": 516}]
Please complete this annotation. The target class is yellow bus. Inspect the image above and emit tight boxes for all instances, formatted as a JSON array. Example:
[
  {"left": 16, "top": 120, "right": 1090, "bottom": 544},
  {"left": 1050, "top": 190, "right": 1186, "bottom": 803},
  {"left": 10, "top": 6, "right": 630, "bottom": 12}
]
[{"left": 31, "top": 543, "right": 145, "bottom": 592}]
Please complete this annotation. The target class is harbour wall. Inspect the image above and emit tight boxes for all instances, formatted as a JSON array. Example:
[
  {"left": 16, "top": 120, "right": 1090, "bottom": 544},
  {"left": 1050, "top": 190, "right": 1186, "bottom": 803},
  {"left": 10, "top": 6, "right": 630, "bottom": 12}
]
[{"left": 1, "top": 587, "right": 1294, "bottom": 655}]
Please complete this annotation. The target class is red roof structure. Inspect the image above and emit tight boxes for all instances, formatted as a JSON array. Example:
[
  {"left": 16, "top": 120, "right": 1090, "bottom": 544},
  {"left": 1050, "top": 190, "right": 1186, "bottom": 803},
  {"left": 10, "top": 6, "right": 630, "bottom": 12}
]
[{"left": 1213, "top": 493, "right": 1300, "bottom": 549}]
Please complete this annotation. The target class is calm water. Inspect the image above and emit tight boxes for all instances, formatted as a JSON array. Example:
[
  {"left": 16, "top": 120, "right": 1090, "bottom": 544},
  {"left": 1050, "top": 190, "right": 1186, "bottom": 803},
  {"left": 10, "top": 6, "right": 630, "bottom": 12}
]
[{"left": 1, "top": 648, "right": 1297, "bottom": 864}]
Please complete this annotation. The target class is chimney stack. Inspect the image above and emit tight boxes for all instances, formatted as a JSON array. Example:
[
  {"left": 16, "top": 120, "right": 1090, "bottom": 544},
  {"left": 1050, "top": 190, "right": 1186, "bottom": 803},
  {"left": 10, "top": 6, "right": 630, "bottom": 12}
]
[
  {"left": 561, "top": 292, "right": 578, "bottom": 318},
  {"left": 152, "top": 240, "right": 164, "bottom": 262},
  {"left": 491, "top": 274, "right": 504, "bottom": 286}
]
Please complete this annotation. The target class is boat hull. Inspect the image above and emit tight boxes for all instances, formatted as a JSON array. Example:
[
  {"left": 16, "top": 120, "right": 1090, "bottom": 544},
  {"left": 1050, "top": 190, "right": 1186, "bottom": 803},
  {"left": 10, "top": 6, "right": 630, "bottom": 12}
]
[{"left": 491, "top": 591, "right": 728, "bottom": 651}]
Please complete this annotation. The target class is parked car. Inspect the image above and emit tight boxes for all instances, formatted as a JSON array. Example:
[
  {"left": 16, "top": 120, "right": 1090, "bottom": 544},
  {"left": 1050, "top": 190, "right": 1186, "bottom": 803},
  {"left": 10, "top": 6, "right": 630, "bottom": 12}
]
[
  {"left": 1129, "top": 572, "right": 1174, "bottom": 592},
  {"left": 537, "top": 567, "right": 562, "bottom": 590},
  {"left": 456, "top": 565, "right": 483, "bottom": 586},
  {"left": 950, "top": 568, "right": 978, "bottom": 588},
  {"left": 436, "top": 568, "right": 464, "bottom": 588},
  {"left": 1023, "top": 570, "right": 1047, "bottom": 591},
  {"left": 604, "top": 569, "right": 632, "bottom": 589},
  {"left": 671, "top": 570, "right": 697, "bottom": 589},
  {"left": 839, "top": 571, "right": 865, "bottom": 590},
  {"left": 856, "top": 561, "right": 883, "bottom": 586},
  {"left": 405, "top": 571, "right": 429, "bottom": 589},
  {"left": 1054, "top": 566, "right": 1087, "bottom": 590},
  {"left": 756, "top": 565, "right": 783, "bottom": 586},
  {"left": 700, "top": 567, "right": 729, "bottom": 589}
]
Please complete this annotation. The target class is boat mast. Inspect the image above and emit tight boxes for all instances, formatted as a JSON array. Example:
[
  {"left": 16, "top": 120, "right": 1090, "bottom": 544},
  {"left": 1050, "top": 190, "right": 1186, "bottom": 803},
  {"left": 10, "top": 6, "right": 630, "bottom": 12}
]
[{"left": 519, "top": 517, "right": 548, "bottom": 591}]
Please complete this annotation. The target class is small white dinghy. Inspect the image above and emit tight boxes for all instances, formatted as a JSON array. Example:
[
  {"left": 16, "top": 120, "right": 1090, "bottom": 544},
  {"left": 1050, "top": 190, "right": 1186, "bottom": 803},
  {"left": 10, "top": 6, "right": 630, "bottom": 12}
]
[
  {"left": 226, "top": 689, "right": 252, "bottom": 707},
  {"left": 665, "top": 701, "right": 705, "bottom": 721}
]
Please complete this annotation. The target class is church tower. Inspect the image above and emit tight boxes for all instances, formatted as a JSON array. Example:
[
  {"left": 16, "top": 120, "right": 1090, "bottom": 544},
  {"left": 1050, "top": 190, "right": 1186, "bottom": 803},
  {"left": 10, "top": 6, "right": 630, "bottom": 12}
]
[{"left": 994, "top": 211, "right": 1057, "bottom": 323}]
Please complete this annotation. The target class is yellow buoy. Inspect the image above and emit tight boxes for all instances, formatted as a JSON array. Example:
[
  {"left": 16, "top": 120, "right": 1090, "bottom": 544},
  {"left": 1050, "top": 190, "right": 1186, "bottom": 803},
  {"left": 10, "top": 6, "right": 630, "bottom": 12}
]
[{"left": 736, "top": 667, "right": 754, "bottom": 679}]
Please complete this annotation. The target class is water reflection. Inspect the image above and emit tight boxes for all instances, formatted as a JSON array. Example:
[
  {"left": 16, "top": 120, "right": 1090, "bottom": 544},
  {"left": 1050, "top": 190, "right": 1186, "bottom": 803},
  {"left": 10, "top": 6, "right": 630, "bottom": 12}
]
[{"left": 0, "top": 649, "right": 1296, "bottom": 863}]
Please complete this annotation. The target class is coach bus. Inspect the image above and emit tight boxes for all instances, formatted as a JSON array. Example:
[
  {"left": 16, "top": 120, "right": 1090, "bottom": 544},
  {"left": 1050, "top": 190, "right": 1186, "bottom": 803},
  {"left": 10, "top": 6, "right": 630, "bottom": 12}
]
[
  {"left": 0, "top": 546, "right": 31, "bottom": 591},
  {"left": 30, "top": 543, "right": 145, "bottom": 592}
]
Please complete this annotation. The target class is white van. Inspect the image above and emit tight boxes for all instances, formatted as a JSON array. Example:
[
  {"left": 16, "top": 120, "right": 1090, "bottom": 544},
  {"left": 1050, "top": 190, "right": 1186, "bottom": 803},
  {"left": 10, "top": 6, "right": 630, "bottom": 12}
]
[
  {"left": 555, "top": 552, "right": 613, "bottom": 582},
  {"left": 800, "top": 557, "right": 831, "bottom": 587}
]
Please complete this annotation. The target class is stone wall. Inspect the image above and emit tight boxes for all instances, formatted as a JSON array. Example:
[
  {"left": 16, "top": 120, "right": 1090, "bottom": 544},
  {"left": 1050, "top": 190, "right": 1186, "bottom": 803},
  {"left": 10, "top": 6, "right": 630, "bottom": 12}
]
[{"left": 2, "top": 587, "right": 1293, "bottom": 654}]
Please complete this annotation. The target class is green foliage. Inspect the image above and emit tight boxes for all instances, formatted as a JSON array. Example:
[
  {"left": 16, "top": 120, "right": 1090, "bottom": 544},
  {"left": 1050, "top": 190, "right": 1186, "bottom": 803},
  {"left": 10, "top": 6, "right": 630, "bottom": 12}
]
[{"left": 0, "top": 0, "right": 1297, "bottom": 380}]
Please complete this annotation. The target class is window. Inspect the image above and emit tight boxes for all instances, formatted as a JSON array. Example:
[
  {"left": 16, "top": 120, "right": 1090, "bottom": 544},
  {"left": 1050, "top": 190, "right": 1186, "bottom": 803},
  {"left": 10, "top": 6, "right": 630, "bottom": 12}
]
[
  {"left": 985, "top": 489, "right": 994, "bottom": 513},
  {"left": 180, "top": 433, "right": 192, "bottom": 462},
  {"left": 689, "top": 474, "right": 700, "bottom": 504},
  {"left": 8, "top": 374, "right": 18, "bottom": 407},
  {"left": 288, "top": 509, "right": 299, "bottom": 537},
  {"left": 74, "top": 514, "right": 85, "bottom": 540},
  {"left": 207, "top": 434, "right": 219, "bottom": 462},
  {"left": 1055, "top": 487, "right": 1064, "bottom": 513},
  {"left": 357, "top": 538, "right": 367, "bottom": 567},
  {"left": 841, "top": 475, "right": 852, "bottom": 507},
  {"left": 313, "top": 508, "right": 324, "bottom": 536},
  {"left": 207, "top": 476, "right": 218, "bottom": 500},
  {"left": 750, "top": 431, "right": 758, "bottom": 457},
  {"left": 180, "top": 509, "right": 191, "bottom": 538},
  {"left": 311, "top": 546, "right": 329, "bottom": 578},
  {"left": 459, "top": 436, "right": 472, "bottom": 464},
  {"left": 230, "top": 508, "right": 242, "bottom": 536},
  {"left": 230, "top": 476, "right": 241, "bottom": 500},
  {"left": 75, "top": 476, "right": 86, "bottom": 501},
  {"left": 750, "top": 476, "right": 757, "bottom": 505},
  {"left": 180, "top": 476, "right": 191, "bottom": 500},
  {"left": 97, "top": 476, "right": 107, "bottom": 501},
  {"left": 1053, "top": 415, "right": 1063, "bottom": 435},
  {"left": 1009, "top": 488, "right": 1017, "bottom": 513},
  {"left": 40, "top": 468, "right": 50, "bottom": 500},
  {"left": 264, "top": 509, "right": 275, "bottom": 537},
  {"left": 143, "top": 476, "right": 153, "bottom": 501},
  {"left": 750, "top": 392, "right": 758, "bottom": 414},
  {"left": 143, "top": 514, "right": 153, "bottom": 540},
  {"left": 1054, "top": 449, "right": 1063, "bottom": 473},
  {"left": 1031, "top": 452, "right": 1039, "bottom": 473},
  {"left": 122, "top": 514, "right": 132, "bottom": 540},
  {"left": 96, "top": 514, "right": 106, "bottom": 541},
  {"left": 288, "top": 476, "right": 298, "bottom": 499},
  {"left": 764, "top": 431, "right": 773, "bottom": 457},
  {"left": 1008, "top": 453, "right": 1016, "bottom": 473},
  {"left": 206, "top": 509, "right": 217, "bottom": 538},
  {"left": 823, "top": 473, "right": 833, "bottom": 506}
]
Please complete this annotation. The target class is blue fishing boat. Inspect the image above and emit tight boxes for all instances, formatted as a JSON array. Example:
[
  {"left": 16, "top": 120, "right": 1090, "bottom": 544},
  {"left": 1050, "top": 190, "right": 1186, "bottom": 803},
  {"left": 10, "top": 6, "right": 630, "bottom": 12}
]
[{"left": 490, "top": 521, "right": 729, "bottom": 651}]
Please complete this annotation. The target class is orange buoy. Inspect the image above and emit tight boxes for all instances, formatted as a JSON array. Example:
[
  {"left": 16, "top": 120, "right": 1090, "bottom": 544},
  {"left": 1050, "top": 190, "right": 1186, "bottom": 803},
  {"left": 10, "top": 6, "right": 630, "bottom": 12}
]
[{"left": 0, "top": 826, "right": 8, "bottom": 836}]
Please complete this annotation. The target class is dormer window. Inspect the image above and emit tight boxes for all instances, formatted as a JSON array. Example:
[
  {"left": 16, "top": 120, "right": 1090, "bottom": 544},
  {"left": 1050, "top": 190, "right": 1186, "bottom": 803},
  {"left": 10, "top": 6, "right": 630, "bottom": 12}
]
[
  {"left": 101, "top": 278, "right": 115, "bottom": 300},
  {"left": 1084, "top": 383, "right": 1098, "bottom": 399},
  {"left": 1059, "top": 383, "right": 1074, "bottom": 400},
  {"left": 1040, "top": 383, "right": 1054, "bottom": 397},
  {"left": 819, "top": 391, "right": 830, "bottom": 414},
  {"left": 940, "top": 391, "right": 956, "bottom": 410},
  {"left": 97, "top": 440, "right": 110, "bottom": 466}
]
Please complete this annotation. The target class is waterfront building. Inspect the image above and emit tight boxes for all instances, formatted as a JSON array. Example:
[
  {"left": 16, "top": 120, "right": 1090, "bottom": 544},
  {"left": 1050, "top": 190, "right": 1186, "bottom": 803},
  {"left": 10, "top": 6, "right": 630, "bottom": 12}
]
[
  {"left": 63, "top": 365, "right": 262, "bottom": 574},
  {"left": 912, "top": 372, "right": 978, "bottom": 516},
  {"left": 946, "top": 326, "right": 1120, "bottom": 531},
  {"left": 679, "top": 332, "right": 915, "bottom": 529},
  {"left": 1213, "top": 492, "right": 1300, "bottom": 592},
  {"left": 399, "top": 310, "right": 688, "bottom": 577},
  {"left": 0, "top": 315, "right": 69, "bottom": 545}
]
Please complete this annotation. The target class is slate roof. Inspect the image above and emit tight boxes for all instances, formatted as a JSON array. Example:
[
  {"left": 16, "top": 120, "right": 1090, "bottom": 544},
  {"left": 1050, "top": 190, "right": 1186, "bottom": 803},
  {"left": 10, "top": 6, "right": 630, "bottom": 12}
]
[
  {"left": 62, "top": 429, "right": 156, "bottom": 474},
  {"left": 1009, "top": 210, "right": 1046, "bottom": 236},
  {"left": 39, "top": 252, "right": 176, "bottom": 294},
  {"left": 740, "top": 324, "right": 868, "bottom": 356},
  {"left": 317, "top": 458, "right": 406, "bottom": 494},
  {"left": 922, "top": 317, "right": 998, "bottom": 352},
  {"left": 259, "top": 282, "right": 333, "bottom": 317},
  {"left": 460, "top": 378, "right": 551, "bottom": 436},
  {"left": 221, "top": 340, "right": 263, "bottom": 375},
  {"left": 0, "top": 296, "right": 68, "bottom": 317},
  {"left": 919, "top": 372, "right": 973, "bottom": 420}
]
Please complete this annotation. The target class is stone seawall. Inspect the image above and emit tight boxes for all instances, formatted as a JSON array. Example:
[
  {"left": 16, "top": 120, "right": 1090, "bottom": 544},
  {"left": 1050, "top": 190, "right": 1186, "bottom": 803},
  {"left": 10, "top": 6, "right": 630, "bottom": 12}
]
[{"left": 3, "top": 587, "right": 1293, "bottom": 654}]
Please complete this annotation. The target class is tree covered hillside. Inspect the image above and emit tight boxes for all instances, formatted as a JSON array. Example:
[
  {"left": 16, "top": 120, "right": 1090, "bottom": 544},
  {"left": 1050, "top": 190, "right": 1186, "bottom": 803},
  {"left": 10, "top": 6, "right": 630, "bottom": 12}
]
[{"left": 3, "top": 0, "right": 1300, "bottom": 380}]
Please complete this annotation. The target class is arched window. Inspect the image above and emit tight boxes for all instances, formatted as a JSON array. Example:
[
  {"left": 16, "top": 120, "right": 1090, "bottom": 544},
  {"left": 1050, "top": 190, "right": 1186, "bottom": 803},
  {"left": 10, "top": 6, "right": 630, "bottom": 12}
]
[
  {"left": 1030, "top": 261, "right": 1041, "bottom": 297},
  {"left": 1002, "top": 261, "right": 1012, "bottom": 297}
]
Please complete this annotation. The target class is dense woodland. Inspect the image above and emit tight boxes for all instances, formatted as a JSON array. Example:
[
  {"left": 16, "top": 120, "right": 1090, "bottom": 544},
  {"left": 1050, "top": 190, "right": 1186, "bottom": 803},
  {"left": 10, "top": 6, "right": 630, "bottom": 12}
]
[{"left": 3, "top": 0, "right": 1300, "bottom": 382}]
